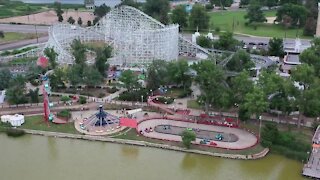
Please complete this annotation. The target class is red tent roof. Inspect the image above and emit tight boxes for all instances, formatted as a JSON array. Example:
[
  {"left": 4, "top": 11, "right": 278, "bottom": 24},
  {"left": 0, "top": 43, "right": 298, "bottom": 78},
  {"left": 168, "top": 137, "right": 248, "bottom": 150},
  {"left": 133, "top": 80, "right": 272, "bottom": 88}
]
[{"left": 119, "top": 118, "right": 137, "bottom": 128}]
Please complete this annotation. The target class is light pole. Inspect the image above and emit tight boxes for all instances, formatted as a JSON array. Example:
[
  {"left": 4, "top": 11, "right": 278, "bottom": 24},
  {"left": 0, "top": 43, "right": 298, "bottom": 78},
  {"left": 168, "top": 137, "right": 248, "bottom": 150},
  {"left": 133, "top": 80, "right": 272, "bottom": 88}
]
[
  {"left": 141, "top": 95, "right": 143, "bottom": 107},
  {"left": 259, "top": 115, "right": 262, "bottom": 141}
]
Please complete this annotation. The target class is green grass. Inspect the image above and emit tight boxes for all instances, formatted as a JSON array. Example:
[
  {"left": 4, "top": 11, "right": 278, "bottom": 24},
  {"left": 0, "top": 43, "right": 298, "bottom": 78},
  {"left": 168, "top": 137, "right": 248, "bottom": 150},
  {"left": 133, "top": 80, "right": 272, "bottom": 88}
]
[
  {"left": 8, "top": 57, "right": 36, "bottom": 65},
  {"left": 0, "top": 1, "right": 45, "bottom": 18},
  {"left": 21, "top": 115, "right": 78, "bottom": 134},
  {"left": 187, "top": 100, "right": 202, "bottom": 109},
  {"left": 209, "top": 10, "right": 310, "bottom": 39},
  {"left": 0, "top": 32, "right": 39, "bottom": 44},
  {"left": 165, "top": 88, "right": 185, "bottom": 98}
]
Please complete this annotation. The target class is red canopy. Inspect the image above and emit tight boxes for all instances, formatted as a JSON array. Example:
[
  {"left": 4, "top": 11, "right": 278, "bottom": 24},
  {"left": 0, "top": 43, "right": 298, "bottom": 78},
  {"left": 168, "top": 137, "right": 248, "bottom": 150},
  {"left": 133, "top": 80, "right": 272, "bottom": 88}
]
[
  {"left": 37, "top": 56, "right": 49, "bottom": 69},
  {"left": 119, "top": 117, "right": 137, "bottom": 128}
]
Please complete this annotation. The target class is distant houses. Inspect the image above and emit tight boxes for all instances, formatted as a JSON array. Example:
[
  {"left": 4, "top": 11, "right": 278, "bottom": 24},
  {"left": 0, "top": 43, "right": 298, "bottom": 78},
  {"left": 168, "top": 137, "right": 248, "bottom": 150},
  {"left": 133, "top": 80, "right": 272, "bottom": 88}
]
[{"left": 84, "top": 0, "right": 95, "bottom": 9}]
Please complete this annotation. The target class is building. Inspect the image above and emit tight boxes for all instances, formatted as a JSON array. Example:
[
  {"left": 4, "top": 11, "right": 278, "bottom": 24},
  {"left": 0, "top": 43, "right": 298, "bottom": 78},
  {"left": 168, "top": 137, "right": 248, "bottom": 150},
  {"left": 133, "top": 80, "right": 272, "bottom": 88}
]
[{"left": 84, "top": 0, "right": 95, "bottom": 9}]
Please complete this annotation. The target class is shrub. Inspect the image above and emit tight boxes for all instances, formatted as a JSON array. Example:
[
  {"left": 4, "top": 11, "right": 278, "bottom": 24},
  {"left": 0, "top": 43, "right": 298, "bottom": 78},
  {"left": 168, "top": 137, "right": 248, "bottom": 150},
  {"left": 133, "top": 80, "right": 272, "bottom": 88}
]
[
  {"left": 79, "top": 96, "right": 87, "bottom": 104},
  {"left": 215, "top": 27, "right": 220, "bottom": 33},
  {"left": 57, "top": 109, "right": 71, "bottom": 118},
  {"left": 156, "top": 97, "right": 174, "bottom": 104},
  {"left": 60, "top": 96, "right": 71, "bottom": 102},
  {"left": 178, "top": 89, "right": 192, "bottom": 98},
  {"left": 98, "top": 93, "right": 106, "bottom": 98},
  {"left": 118, "top": 88, "right": 149, "bottom": 102},
  {"left": 181, "top": 129, "right": 196, "bottom": 149},
  {"left": 6, "top": 128, "right": 25, "bottom": 137},
  {"left": 106, "top": 86, "right": 118, "bottom": 93}
]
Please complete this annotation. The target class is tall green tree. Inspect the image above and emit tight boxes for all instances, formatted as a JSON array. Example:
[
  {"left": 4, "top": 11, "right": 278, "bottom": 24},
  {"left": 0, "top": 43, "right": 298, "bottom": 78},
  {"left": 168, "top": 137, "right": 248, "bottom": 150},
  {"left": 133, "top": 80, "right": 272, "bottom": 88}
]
[
  {"left": 0, "top": 68, "right": 12, "bottom": 90},
  {"left": 6, "top": 75, "right": 28, "bottom": 104},
  {"left": 70, "top": 39, "right": 86, "bottom": 67},
  {"left": 54, "top": 2, "right": 64, "bottom": 20},
  {"left": 230, "top": 71, "right": 254, "bottom": 105},
  {"left": 29, "top": 88, "right": 39, "bottom": 103},
  {"left": 276, "top": 3, "right": 308, "bottom": 27},
  {"left": 49, "top": 68, "right": 65, "bottom": 90},
  {"left": 83, "top": 66, "right": 104, "bottom": 86},
  {"left": 303, "top": 0, "right": 318, "bottom": 36},
  {"left": 67, "top": 64, "right": 83, "bottom": 86},
  {"left": 189, "top": 5, "right": 209, "bottom": 31},
  {"left": 193, "top": 60, "right": 231, "bottom": 113},
  {"left": 171, "top": 5, "right": 188, "bottom": 29},
  {"left": 146, "top": 60, "right": 169, "bottom": 90},
  {"left": 181, "top": 129, "right": 196, "bottom": 149},
  {"left": 167, "top": 60, "right": 191, "bottom": 90},
  {"left": 44, "top": 47, "right": 58, "bottom": 69},
  {"left": 67, "top": 16, "right": 75, "bottom": 24},
  {"left": 244, "top": 3, "right": 266, "bottom": 25},
  {"left": 95, "top": 46, "right": 112, "bottom": 76},
  {"left": 226, "top": 50, "right": 254, "bottom": 72},
  {"left": 268, "top": 37, "right": 285, "bottom": 57},
  {"left": 94, "top": 3, "right": 110, "bottom": 18},
  {"left": 144, "top": 0, "right": 170, "bottom": 24},
  {"left": 213, "top": 32, "right": 240, "bottom": 51},
  {"left": 119, "top": 70, "right": 138, "bottom": 90},
  {"left": 299, "top": 38, "right": 320, "bottom": 77},
  {"left": 77, "top": 17, "right": 83, "bottom": 26},
  {"left": 244, "top": 86, "right": 269, "bottom": 119}
]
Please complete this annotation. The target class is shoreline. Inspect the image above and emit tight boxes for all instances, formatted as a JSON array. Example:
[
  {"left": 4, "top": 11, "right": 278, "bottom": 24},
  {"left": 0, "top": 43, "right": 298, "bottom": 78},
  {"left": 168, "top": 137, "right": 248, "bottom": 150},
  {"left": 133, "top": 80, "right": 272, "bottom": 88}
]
[{"left": 20, "top": 128, "right": 269, "bottom": 160}]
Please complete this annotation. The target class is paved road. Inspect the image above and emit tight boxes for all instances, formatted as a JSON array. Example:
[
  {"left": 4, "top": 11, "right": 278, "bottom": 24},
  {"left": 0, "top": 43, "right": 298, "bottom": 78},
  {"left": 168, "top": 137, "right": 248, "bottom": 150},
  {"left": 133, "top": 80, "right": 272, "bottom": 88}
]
[
  {"left": 0, "top": 36, "right": 48, "bottom": 51},
  {"left": 0, "top": 24, "right": 49, "bottom": 33}
]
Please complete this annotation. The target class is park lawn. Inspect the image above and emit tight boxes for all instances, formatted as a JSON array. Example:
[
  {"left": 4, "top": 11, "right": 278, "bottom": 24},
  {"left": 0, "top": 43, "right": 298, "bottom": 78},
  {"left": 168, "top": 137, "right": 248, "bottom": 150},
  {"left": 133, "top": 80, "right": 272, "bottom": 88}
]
[
  {"left": 166, "top": 88, "right": 185, "bottom": 98},
  {"left": 187, "top": 100, "right": 202, "bottom": 109},
  {"left": 0, "top": 2, "right": 44, "bottom": 18},
  {"left": 209, "top": 10, "right": 310, "bottom": 39},
  {"left": 8, "top": 57, "right": 36, "bottom": 65},
  {"left": 0, "top": 32, "right": 39, "bottom": 44},
  {"left": 21, "top": 115, "right": 78, "bottom": 134}
]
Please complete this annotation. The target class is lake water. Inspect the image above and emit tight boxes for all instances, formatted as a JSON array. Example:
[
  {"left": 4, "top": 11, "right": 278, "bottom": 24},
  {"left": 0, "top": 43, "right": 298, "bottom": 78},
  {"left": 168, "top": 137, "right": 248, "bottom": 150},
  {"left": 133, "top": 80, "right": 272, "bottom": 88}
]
[
  {"left": 0, "top": 134, "right": 307, "bottom": 180},
  {"left": 15, "top": 0, "right": 145, "bottom": 7}
]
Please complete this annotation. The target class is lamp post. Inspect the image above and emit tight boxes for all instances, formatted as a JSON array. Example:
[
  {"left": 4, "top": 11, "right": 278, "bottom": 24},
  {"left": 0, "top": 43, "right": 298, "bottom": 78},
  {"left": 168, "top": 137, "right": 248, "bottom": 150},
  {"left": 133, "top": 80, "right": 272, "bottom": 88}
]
[
  {"left": 141, "top": 95, "right": 144, "bottom": 107},
  {"left": 259, "top": 115, "right": 262, "bottom": 141}
]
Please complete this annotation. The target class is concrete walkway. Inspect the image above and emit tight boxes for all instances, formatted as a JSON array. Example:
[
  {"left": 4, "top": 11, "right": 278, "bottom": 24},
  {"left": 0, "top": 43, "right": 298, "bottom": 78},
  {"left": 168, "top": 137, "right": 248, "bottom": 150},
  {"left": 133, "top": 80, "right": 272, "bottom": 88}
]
[{"left": 138, "top": 119, "right": 257, "bottom": 150}]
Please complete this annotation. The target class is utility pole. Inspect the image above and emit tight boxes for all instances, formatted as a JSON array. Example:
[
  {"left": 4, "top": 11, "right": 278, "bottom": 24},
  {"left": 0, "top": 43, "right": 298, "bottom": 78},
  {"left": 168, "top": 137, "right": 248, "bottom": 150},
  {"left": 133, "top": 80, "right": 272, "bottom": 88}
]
[{"left": 34, "top": 24, "right": 39, "bottom": 43}]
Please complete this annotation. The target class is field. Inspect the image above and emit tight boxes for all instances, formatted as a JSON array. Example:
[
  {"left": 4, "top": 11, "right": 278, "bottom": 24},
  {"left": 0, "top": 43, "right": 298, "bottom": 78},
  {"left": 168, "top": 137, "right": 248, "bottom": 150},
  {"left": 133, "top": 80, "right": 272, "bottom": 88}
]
[
  {"left": 0, "top": 32, "right": 44, "bottom": 44},
  {"left": 209, "top": 10, "right": 309, "bottom": 39}
]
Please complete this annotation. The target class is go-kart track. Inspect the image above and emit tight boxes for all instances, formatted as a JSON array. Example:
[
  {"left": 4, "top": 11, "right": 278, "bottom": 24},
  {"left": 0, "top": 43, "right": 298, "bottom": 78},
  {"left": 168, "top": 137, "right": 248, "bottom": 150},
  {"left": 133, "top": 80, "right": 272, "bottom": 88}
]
[{"left": 136, "top": 96, "right": 258, "bottom": 150}]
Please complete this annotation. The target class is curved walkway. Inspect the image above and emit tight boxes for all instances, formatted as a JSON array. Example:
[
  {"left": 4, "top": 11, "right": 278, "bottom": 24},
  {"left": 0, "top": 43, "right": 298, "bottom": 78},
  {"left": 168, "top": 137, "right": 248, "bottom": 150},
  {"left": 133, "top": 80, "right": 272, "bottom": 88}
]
[{"left": 137, "top": 118, "right": 257, "bottom": 150}]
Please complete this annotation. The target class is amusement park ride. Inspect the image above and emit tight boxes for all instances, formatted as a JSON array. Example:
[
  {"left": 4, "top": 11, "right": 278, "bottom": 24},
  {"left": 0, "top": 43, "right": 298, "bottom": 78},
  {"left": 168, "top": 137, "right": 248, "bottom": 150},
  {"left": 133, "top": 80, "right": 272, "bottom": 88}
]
[{"left": 37, "top": 56, "right": 66, "bottom": 124}]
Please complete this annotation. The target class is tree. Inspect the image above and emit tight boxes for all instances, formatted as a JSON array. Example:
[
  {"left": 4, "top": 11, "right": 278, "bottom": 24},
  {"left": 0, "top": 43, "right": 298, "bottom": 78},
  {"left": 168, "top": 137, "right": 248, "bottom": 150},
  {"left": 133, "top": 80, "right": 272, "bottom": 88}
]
[
  {"left": 167, "top": 60, "right": 191, "bottom": 90},
  {"left": 268, "top": 37, "right": 285, "bottom": 57},
  {"left": 0, "top": 68, "right": 12, "bottom": 90},
  {"left": 77, "top": 17, "right": 83, "bottom": 26},
  {"left": 230, "top": 71, "right": 254, "bottom": 104},
  {"left": 70, "top": 39, "right": 86, "bottom": 66},
  {"left": 29, "top": 88, "right": 39, "bottom": 103},
  {"left": 67, "top": 16, "right": 75, "bottom": 24},
  {"left": 118, "top": 0, "right": 140, "bottom": 8},
  {"left": 6, "top": 75, "right": 28, "bottom": 104},
  {"left": 240, "top": 0, "right": 250, "bottom": 7},
  {"left": 181, "top": 129, "right": 196, "bottom": 149},
  {"left": 0, "top": 31, "right": 4, "bottom": 38},
  {"left": 261, "top": 123, "right": 279, "bottom": 147},
  {"left": 196, "top": 35, "right": 212, "bottom": 48},
  {"left": 193, "top": 60, "right": 231, "bottom": 113},
  {"left": 210, "top": 0, "right": 233, "bottom": 8},
  {"left": 299, "top": 38, "right": 320, "bottom": 77},
  {"left": 144, "top": 0, "right": 170, "bottom": 24},
  {"left": 94, "top": 3, "right": 110, "bottom": 18},
  {"left": 276, "top": 3, "right": 308, "bottom": 27},
  {"left": 58, "top": 14, "right": 63, "bottom": 22},
  {"left": 119, "top": 70, "right": 138, "bottom": 90},
  {"left": 83, "top": 66, "right": 104, "bottom": 86},
  {"left": 49, "top": 68, "right": 65, "bottom": 90},
  {"left": 146, "top": 60, "right": 169, "bottom": 90},
  {"left": 244, "top": 4, "right": 267, "bottom": 25},
  {"left": 291, "top": 64, "right": 319, "bottom": 128},
  {"left": 44, "top": 47, "right": 58, "bottom": 69},
  {"left": 93, "top": 17, "right": 100, "bottom": 25},
  {"left": 95, "top": 46, "right": 112, "bottom": 76},
  {"left": 303, "top": 0, "right": 318, "bottom": 36},
  {"left": 226, "top": 50, "right": 254, "bottom": 72},
  {"left": 171, "top": 5, "right": 188, "bottom": 29},
  {"left": 67, "top": 64, "right": 83, "bottom": 86},
  {"left": 189, "top": 5, "right": 209, "bottom": 30},
  {"left": 213, "top": 32, "right": 240, "bottom": 51},
  {"left": 87, "top": 20, "right": 92, "bottom": 27},
  {"left": 244, "top": 86, "right": 269, "bottom": 118},
  {"left": 54, "top": 2, "right": 64, "bottom": 21}
]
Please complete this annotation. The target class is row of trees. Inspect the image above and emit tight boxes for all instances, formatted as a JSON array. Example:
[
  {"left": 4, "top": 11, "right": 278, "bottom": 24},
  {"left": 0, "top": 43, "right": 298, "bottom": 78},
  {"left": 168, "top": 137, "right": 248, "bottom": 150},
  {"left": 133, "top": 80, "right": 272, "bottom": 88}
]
[{"left": 244, "top": 0, "right": 318, "bottom": 36}]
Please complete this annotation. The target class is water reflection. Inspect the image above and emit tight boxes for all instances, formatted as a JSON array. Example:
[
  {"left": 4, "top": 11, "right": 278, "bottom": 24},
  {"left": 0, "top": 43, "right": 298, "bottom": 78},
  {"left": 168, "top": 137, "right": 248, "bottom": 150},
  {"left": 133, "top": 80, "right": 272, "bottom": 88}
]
[
  {"left": 47, "top": 137, "right": 58, "bottom": 160},
  {"left": 120, "top": 145, "right": 139, "bottom": 159}
]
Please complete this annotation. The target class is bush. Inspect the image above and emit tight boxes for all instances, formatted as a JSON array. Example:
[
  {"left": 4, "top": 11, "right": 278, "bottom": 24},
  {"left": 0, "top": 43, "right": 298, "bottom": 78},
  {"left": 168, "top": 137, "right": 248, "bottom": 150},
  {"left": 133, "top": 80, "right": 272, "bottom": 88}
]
[
  {"left": 178, "top": 89, "right": 192, "bottom": 98},
  {"left": 57, "top": 109, "right": 71, "bottom": 118},
  {"left": 181, "top": 129, "right": 196, "bottom": 149},
  {"left": 106, "top": 86, "right": 118, "bottom": 93},
  {"left": 60, "top": 96, "right": 71, "bottom": 102},
  {"left": 98, "top": 93, "right": 106, "bottom": 98},
  {"left": 156, "top": 96, "right": 174, "bottom": 104},
  {"left": 215, "top": 27, "right": 220, "bottom": 33},
  {"left": 6, "top": 128, "right": 25, "bottom": 137},
  {"left": 118, "top": 88, "right": 149, "bottom": 102},
  {"left": 79, "top": 96, "right": 87, "bottom": 104}
]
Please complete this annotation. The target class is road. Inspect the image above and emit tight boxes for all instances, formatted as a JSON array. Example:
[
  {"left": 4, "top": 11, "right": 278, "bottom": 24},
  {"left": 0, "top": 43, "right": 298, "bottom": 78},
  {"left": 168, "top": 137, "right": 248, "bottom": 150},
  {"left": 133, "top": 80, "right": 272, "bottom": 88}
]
[{"left": 0, "top": 24, "right": 49, "bottom": 33}]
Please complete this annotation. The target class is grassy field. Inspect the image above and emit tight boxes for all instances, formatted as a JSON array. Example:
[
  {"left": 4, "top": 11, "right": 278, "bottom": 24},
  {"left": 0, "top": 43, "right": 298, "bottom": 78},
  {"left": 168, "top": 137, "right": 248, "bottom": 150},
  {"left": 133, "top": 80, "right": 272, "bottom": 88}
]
[
  {"left": 209, "top": 10, "right": 309, "bottom": 39},
  {"left": 0, "top": 32, "right": 40, "bottom": 44},
  {"left": 21, "top": 115, "right": 78, "bottom": 134},
  {"left": 187, "top": 100, "right": 202, "bottom": 109}
]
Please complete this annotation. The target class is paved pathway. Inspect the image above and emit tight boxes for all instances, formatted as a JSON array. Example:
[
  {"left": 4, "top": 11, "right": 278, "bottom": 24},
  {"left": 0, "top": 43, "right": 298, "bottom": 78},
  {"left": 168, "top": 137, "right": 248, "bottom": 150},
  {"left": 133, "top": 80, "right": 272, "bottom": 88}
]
[{"left": 138, "top": 119, "right": 257, "bottom": 150}]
